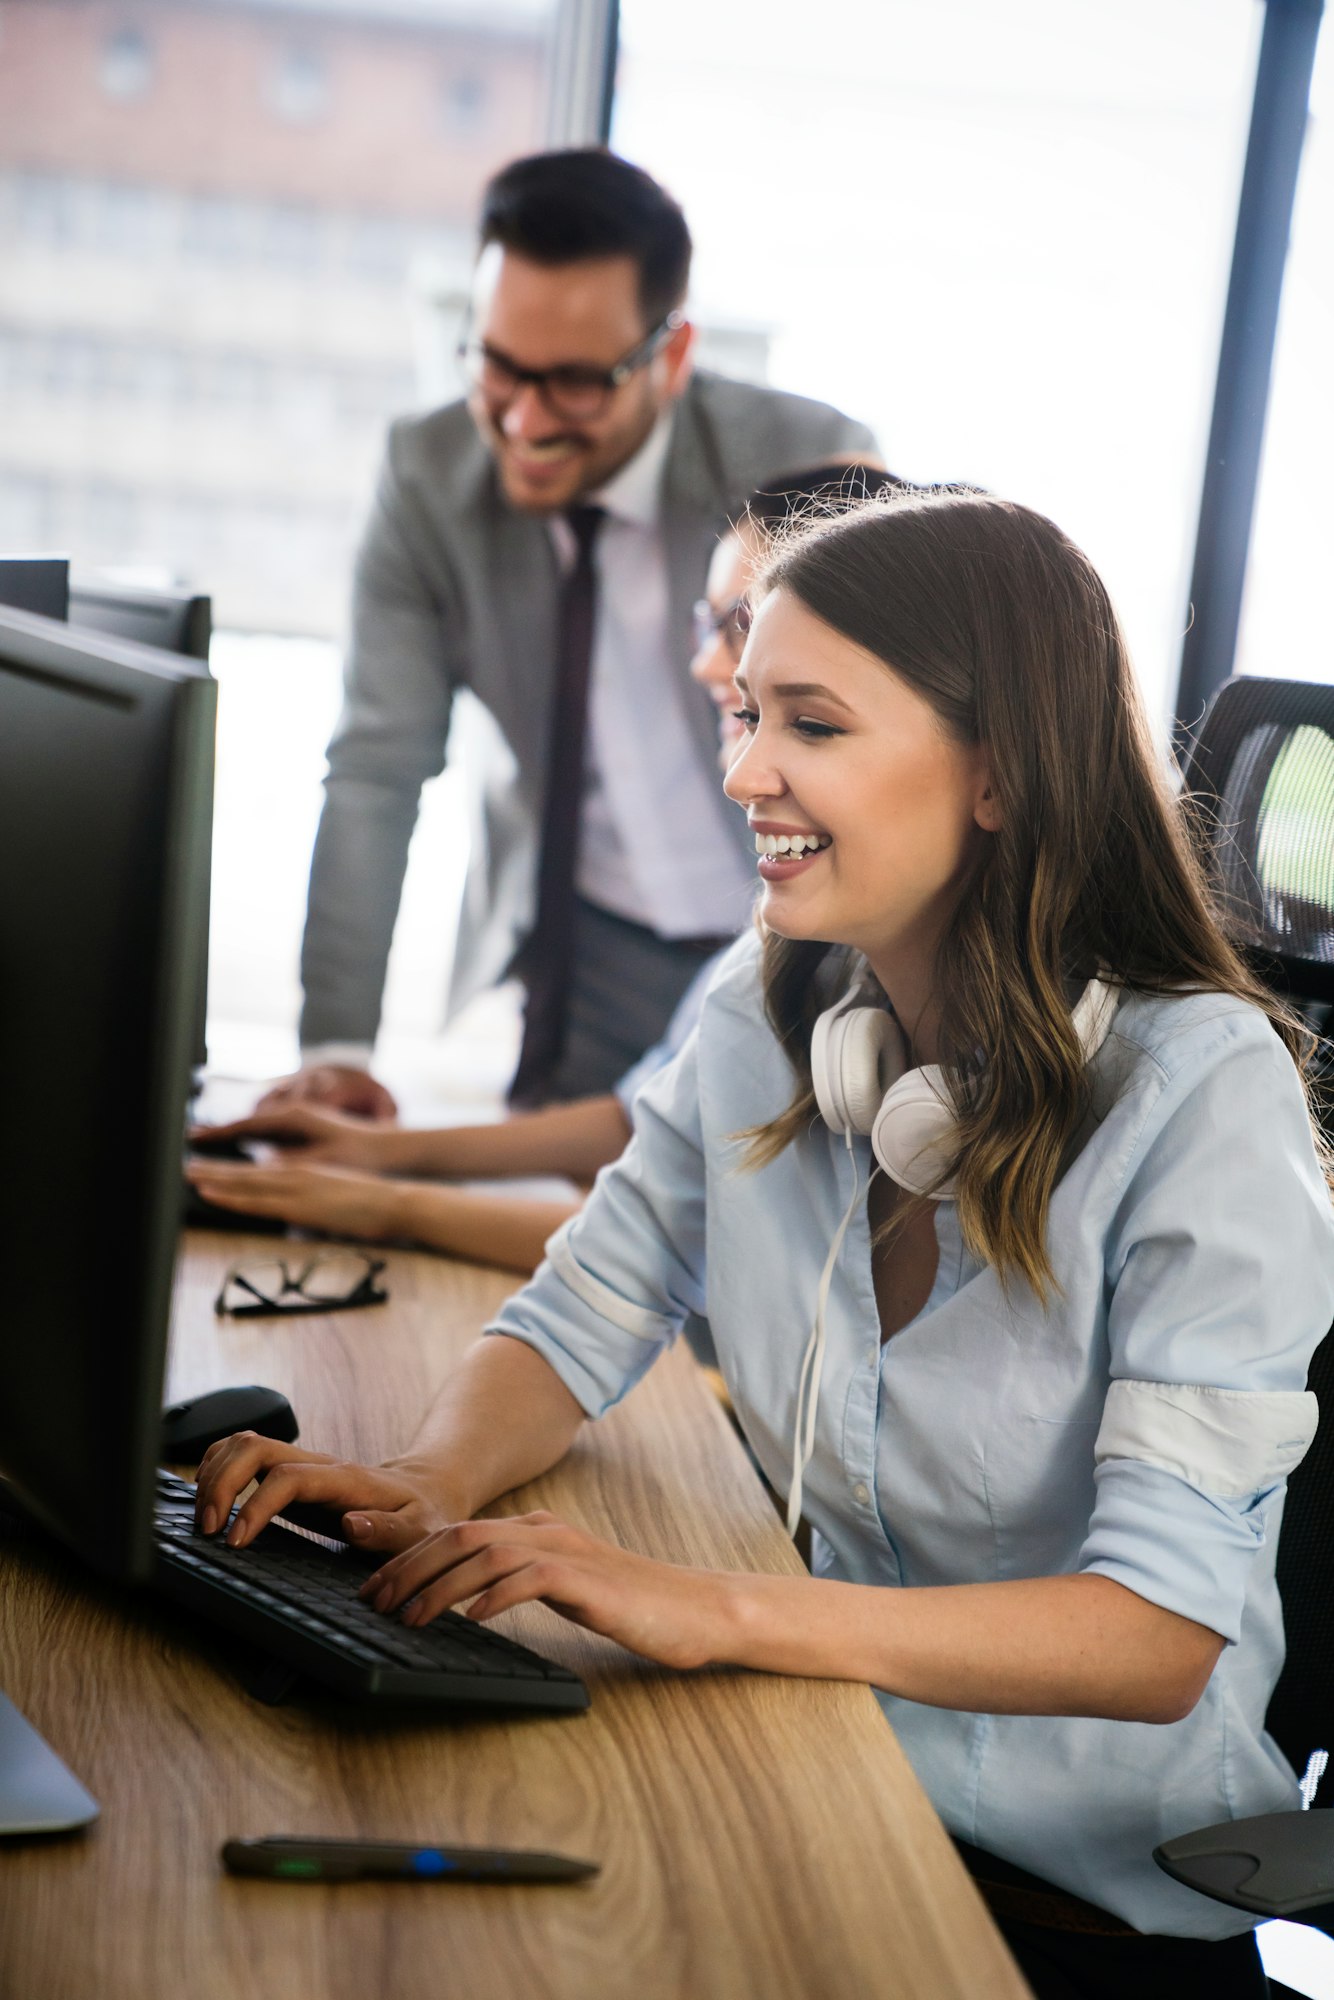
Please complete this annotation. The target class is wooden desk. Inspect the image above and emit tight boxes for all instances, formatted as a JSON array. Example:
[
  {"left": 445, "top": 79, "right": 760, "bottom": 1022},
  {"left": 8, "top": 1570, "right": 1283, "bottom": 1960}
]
[{"left": 0, "top": 1230, "right": 1028, "bottom": 2000}]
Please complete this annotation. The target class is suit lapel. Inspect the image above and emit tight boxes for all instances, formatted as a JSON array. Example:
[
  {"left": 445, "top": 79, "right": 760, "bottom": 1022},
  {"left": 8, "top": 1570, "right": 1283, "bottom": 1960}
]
[{"left": 662, "top": 386, "right": 756, "bottom": 869}]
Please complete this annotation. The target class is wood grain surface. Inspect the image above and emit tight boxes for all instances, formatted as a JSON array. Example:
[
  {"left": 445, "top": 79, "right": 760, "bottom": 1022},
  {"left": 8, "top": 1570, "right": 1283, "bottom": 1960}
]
[{"left": 0, "top": 1229, "right": 1029, "bottom": 2000}]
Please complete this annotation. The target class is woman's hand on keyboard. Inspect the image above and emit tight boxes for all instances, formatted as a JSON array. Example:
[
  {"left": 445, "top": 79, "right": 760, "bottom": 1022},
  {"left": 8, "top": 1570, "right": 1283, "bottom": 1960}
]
[
  {"left": 192, "top": 1432, "right": 466, "bottom": 1552},
  {"left": 357, "top": 1513, "right": 742, "bottom": 1673},
  {"left": 184, "top": 1156, "right": 406, "bottom": 1240}
]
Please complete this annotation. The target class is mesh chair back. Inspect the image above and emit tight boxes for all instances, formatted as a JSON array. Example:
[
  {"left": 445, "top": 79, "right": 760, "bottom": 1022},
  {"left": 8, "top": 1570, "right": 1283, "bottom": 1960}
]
[
  {"left": 1181, "top": 677, "right": 1334, "bottom": 998},
  {"left": 1182, "top": 677, "right": 1334, "bottom": 1783}
]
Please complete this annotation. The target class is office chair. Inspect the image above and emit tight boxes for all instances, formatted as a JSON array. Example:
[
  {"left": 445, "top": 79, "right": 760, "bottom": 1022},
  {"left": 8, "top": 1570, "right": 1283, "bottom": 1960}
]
[{"left": 1153, "top": 677, "right": 1334, "bottom": 1934}]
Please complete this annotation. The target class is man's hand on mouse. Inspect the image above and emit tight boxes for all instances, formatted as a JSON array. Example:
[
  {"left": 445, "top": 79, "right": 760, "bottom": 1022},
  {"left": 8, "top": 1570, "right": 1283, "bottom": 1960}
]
[
  {"left": 193, "top": 1432, "right": 466, "bottom": 1556},
  {"left": 253, "top": 1064, "right": 399, "bottom": 1124}
]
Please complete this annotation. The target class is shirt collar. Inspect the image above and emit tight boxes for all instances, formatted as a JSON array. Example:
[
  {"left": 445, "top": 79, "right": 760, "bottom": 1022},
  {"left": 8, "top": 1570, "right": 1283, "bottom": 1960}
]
[{"left": 588, "top": 406, "right": 675, "bottom": 528}]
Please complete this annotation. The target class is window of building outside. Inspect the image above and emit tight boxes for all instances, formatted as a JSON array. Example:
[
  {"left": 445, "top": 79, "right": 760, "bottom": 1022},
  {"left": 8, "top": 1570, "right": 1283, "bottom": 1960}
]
[
  {"left": 0, "top": 0, "right": 557, "bottom": 1087},
  {"left": 1235, "top": 19, "right": 1332, "bottom": 687},
  {"left": 613, "top": 0, "right": 1261, "bottom": 732},
  {"left": 100, "top": 26, "right": 154, "bottom": 100},
  {"left": 442, "top": 72, "right": 490, "bottom": 135},
  {"left": 268, "top": 44, "right": 329, "bottom": 124}
]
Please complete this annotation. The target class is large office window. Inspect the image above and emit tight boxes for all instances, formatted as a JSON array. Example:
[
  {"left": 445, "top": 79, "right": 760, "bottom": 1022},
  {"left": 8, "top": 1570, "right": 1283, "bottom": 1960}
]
[
  {"left": 0, "top": 0, "right": 557, "bottom": 1072},
  {"left": 0, "top": 0, "right": 557, "bottom": 637},
  {"left": 612, "top": 0, "right": 1260, "bottom": 725},
  {"left": 1235, "top": 17, "right": 1333, "bottom": 684}
]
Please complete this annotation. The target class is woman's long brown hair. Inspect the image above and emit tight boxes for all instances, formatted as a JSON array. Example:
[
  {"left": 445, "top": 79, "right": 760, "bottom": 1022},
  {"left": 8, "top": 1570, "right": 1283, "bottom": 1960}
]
[{"left": 742, "top": 490, "right": 1321, "bottom": 1298}]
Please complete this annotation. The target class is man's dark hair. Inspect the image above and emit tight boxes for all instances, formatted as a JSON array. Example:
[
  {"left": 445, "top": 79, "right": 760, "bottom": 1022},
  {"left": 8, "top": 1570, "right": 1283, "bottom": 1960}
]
[{"left": 479, "top": 148, "right": 691, "bottom": 329}]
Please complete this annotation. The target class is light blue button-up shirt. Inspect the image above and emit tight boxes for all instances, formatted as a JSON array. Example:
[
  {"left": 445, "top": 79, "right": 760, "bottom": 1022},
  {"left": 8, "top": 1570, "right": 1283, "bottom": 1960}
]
[{"left": 487, "top": 935, "right": 1334, "bottom": 1937}]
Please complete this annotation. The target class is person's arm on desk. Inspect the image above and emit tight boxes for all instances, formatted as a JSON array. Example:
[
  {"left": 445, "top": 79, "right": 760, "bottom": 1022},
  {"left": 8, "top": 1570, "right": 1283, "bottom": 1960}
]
[
  {"left": 184, "top": 1156, "right": 581, "bottom": 1274},
  {"left": 359, "top": 1525, "right": 1226, "bottom": 1719},
  {"left": 186, "top": 1094, "right": 633, "bottom": 1272},
  {"left": 192, "top": 1333, "right": 587, "bottom": 1548},
  {"left": 194, "top": 1093, "right": 631, "bottom": 1184}
]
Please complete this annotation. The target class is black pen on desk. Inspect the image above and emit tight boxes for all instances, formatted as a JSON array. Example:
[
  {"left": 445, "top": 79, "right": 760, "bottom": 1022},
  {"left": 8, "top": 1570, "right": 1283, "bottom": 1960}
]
[{"left": 222, "top": 1836, "right": 598, "bottom": 1884}]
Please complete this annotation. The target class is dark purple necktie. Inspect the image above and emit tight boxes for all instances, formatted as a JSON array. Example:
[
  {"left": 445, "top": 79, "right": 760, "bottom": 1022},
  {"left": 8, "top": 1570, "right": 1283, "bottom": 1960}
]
[{"left": 509, "top": 505, "right": 605, "bottom": 1106}]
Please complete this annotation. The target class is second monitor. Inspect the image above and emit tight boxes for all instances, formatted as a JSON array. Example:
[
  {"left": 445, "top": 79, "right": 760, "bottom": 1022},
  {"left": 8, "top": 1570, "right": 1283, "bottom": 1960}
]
[{"left": 70, "top": 577, "right": 212, "bottom": 664}]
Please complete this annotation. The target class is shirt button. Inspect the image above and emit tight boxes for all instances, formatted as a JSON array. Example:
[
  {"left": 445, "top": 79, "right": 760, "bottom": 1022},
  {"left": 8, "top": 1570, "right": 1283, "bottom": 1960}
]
[{"left": 853, "top": 1481, "right": 870, "bottom": 1504}]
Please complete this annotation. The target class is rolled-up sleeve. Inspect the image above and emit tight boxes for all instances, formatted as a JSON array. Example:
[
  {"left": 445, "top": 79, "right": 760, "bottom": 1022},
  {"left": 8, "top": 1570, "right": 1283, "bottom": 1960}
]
[
  {"left": 1079, "top": 1018, "right": 1334, "bottom": 1641},
  {"left": 486, "top": 1031, "right": 709, "bottom": 1417}
]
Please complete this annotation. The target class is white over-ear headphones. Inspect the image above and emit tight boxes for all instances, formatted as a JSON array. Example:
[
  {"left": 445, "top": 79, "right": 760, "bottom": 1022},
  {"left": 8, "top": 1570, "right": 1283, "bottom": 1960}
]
[
  {"left": 811, "top": 976, "right": 1121, "bottom": 1198},
  {"left": 785, "top": 975, "right": 1120, "bottom": 1536}
]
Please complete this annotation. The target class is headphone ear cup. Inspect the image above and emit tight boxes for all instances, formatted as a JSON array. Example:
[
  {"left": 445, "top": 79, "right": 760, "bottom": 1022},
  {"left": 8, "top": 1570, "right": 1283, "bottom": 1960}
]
[
  {"left": 812, "top": 1006, "right": 906, "bottom": 1138},
  {"left": 841, "top": 1011, "right": 905, "bottom": 1132},
  {"left": 871, "top": 1068, "right": 958, "bottom": 1197},
  {"left": 810, "top": 1005, "right": 851, "bottom": 1133}
]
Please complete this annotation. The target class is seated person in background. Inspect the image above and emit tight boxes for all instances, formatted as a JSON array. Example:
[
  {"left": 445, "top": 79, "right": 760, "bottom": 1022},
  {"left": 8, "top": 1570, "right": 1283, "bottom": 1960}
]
[
  {"left": 188, "top": 464, "right": 897, "bottom": 1274},
  {"left": 196, "top": 488, "right": 1334, "bottom": 1999}
]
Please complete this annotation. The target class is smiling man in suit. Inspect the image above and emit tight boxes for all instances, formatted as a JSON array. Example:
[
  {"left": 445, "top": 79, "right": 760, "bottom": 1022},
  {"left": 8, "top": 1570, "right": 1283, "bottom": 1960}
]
[{"left": 271, "top": 148, "right": 876, "bottom": 1115}]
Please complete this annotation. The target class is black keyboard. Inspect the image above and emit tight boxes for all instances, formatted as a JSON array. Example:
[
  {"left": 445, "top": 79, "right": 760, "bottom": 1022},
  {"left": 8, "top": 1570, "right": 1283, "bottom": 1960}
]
[{"left": 152, "top": 1471, "right": 589, "bottom": 1713}]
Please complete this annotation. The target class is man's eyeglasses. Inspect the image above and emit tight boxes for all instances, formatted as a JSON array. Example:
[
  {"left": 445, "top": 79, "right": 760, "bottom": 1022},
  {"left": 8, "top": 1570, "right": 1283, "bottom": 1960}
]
[
  {"left": 691, "top": 595, "right": 752, "bottom": 662},
  {"left": 457, "top": 311, "right": 684, "bottom": 423},
  {"left": 214, "top": 1251, "right": 388, "bottom": 1319}
]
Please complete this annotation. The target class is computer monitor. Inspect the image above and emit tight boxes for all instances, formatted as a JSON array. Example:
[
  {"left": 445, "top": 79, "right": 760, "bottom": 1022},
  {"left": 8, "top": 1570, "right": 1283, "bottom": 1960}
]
[
  {"left": 0, "top": 603, "right": 215, "bottom": 1581},
  {"left": 69, "top": 577, "right": 211, "bottom": 665},
  {"left": 0, "top": 554, "right": 70, "bottom": 621},
  {"left": 67, "top": 580, "right": 214, "bottom": 1080}
]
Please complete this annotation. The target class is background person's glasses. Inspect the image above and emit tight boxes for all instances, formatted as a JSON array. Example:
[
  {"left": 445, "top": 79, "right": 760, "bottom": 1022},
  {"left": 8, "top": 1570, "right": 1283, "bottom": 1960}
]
[
  {"left": 457, "top": 311, "right": 684, "bottom": 423},
  {"left": 691, "top": 595, "right": 752, "bottom": 661},
  {"left": 215, "top": 1251, "right": 388, "bottom": 1318}
]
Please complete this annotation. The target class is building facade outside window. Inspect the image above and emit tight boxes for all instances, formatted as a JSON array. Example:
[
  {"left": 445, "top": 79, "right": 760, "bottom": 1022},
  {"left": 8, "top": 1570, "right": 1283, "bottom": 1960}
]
[
  {"left": 268, "top": 44, "right": 329, "bottom": 124},
  {"left": 0, "top": 0, "right": 558, "bottom": 1063},
  {"left": 100, "top": 25, "right": 154, "bottom": 100},
  {"left": 0, "top": 0, "right": 556, "bottom": 636}
]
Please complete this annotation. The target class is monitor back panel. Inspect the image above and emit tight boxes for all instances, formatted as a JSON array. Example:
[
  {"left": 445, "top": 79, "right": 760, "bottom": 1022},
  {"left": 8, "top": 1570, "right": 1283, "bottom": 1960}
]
[
  {"left": 0, "top": 556, "right": 69, "bottom": 622},
  {"left": 0, "top": 608, "right": 214, "bottom": 1579},
  {"left": 69, "top": 581, "right": 211, "bottom": 664}
]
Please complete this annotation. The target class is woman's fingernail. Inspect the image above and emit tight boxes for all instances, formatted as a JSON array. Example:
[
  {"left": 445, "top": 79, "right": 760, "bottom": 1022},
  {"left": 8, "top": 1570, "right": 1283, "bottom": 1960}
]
[
  {"left": 400, "top": 1598, "right": 420, "bottom": 1625},
  {"left": 345, "top": 1514, "right": 370, "bottom": 1539},
  {"left": 202, "top": 1506, "right": 216, "bottom": 1536},
  {"left": 227, "top": 1522, "right": 245, "bottom": 1547},
  {"left": 373, "top": 1586, "right": 392, "bottom": 1613}
]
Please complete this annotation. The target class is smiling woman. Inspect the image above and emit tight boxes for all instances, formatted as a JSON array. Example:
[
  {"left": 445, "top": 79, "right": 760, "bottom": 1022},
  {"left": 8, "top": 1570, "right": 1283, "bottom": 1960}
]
[
  {"left": 191, "top": 489, "right": 1334, "bottom": 1997},
  {"left": 728, "top": 596, "right": 995, "bottom": 976},
  {"left": 733, "top": 491, "right": 1305, "bottom": 1296}
]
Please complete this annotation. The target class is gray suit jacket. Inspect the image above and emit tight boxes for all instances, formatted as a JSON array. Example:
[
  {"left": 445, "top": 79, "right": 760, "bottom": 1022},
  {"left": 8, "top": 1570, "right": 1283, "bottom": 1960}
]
[{"left": 299, "top": 369, "right": 876, "bottom": 1046}]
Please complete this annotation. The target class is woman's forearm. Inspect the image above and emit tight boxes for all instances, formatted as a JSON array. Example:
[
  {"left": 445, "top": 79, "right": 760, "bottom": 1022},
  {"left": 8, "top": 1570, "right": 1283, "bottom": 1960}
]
[
  {"left": 387, "top": 1334, "right": 587, "bottom": 1521},
  {"left": 389, "top": 1181, "right": 580, "bottom": 1274},
  {"left": 718, "top": 1570, "right": 1224, "bottom": 1724},
  {"left": 381, "top": 1095, "right": 632, "bottom": 1183}
]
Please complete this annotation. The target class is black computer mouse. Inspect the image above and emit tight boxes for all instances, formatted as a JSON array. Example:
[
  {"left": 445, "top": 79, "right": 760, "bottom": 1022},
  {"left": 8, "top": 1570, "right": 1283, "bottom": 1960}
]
[
  {"left": 187, "top": 1132, "right": 258, "bottom": 1161},
  {"left": 160, "top": 1384, "right": 298, "bottom": 1463},
  {"left": 183, "top": 1135, "right": 290, "bottom": 1234}
]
